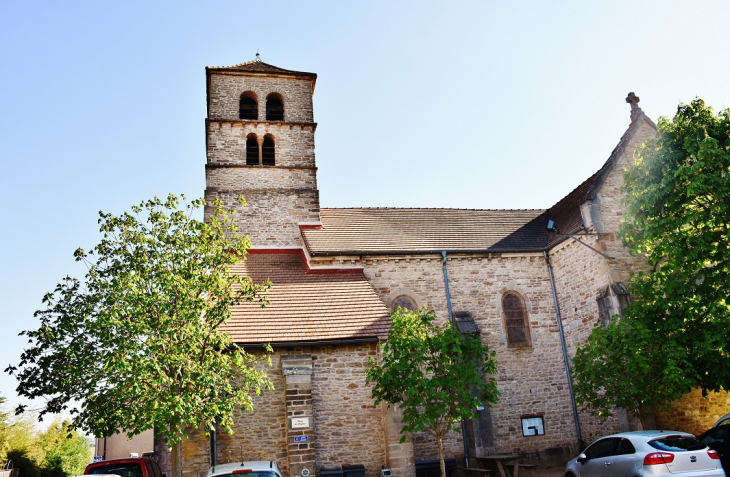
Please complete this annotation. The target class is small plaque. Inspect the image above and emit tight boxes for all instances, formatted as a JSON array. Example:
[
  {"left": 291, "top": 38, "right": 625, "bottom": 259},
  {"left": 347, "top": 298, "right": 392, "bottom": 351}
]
[
  {"left": 302, "top": 469, "right": 310, "bottom": 477},
  {"left": 291, "top": 417, "right": 310, "bottom": 429},
  {"left": 294, "top": 436, "right": 308, "bottom": 443}
]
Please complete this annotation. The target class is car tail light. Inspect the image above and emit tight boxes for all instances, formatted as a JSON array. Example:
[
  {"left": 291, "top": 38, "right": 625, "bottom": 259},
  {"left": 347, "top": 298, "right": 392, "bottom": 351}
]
[
  {"left": 644, "top": 452, "right": 675, "bottom": 465},
  {"left": 233, "top": 470, "right": 252, "bottom": 474},
  {"left": 708, "top": 449, "right": 720, "bottom": 460}
]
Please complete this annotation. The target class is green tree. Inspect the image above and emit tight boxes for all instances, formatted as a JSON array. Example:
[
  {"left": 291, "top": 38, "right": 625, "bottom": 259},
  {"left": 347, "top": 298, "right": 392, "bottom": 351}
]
[
  {"left": 620, "top": 98, "right": 730, "bottom": 391},
  {"left": 366, "top": 308, "right": 499, "bottom": 477},
  {"left": 7, "top": 195, "right": 273, "bottom": 477},
  {"left": 34, "top": 419, "right": 91, "bottom": 477},
  {"left": 572, "top": 315, "right": 695, "bottom": 428}
]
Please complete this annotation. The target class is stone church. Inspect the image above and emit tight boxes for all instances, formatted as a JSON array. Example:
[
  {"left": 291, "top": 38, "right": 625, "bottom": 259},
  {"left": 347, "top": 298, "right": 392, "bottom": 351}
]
[{"left": 177, "top": 57, "right": 723, "bottom": 477}]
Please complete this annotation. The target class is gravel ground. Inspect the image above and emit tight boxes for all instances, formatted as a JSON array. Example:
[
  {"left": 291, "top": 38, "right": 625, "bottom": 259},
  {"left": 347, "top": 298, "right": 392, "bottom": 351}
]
[{"left": 533, "top": 468, "right": 564, "bottom": 477}]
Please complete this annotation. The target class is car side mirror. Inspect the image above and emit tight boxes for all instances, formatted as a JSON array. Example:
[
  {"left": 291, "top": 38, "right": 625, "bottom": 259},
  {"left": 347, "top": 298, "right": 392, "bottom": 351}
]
[{"left": 577, "top": 453, "right": 588, "bottom": 464}]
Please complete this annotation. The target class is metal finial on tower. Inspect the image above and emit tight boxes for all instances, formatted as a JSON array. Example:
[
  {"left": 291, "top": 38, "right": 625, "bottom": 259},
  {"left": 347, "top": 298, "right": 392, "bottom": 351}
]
[{"left": 255, "top": 50, "right": 261, "bottom": 62}]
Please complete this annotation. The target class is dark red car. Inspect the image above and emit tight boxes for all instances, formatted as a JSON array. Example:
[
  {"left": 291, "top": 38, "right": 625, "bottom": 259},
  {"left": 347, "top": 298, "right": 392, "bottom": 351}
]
[{"left": 84, "top": 457, "right": 165, "bottom": 477}]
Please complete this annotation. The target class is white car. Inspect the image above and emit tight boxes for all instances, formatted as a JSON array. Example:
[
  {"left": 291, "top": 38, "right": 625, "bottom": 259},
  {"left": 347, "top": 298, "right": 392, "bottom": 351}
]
[
  {"left": 207, "top": 462, "right": 283, "bottom": 477},
  {"left": 564, "top": 430, "right": 724, "bottom": 477}
]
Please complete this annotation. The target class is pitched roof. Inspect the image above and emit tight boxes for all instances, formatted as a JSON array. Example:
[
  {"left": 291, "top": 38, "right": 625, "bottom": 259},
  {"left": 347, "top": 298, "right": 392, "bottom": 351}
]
[
  {"left": 301, "top": 112, "right": 657, "bottom": 256},
  {"left": 301, "top": 208, "right": 549, "bottom": 255},
  {"left": 207, "top": 60, "right": 317, "bottom": 81},
  {"left": 546, "top": 113, "right": 657, "bottom": 247},
  {"left": 223, "top": 251, "right": 390, "bottom": 344}
]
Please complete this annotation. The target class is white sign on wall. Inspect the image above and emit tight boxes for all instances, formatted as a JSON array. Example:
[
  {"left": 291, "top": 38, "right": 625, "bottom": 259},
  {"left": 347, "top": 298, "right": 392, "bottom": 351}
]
[{"left": 291, "top": 417, "right": 310, "bottom": 429}]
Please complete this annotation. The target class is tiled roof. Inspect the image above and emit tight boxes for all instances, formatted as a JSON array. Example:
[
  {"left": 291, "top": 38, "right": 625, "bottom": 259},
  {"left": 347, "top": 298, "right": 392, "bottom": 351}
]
[
  {"left": 301, "top": 208, "right": 549, "bottom": 255},
  {"left": 223, "top": 251, "right": 390, "bottom": 344},
  {"left": 207, "top": 60, "right": 317, "bottom": 79},
  {"left": 546, "top": 113, "right": 657, "bottom": 247},
  {"left": 546, "top": 172, "right": 599, "bottom": 247}
]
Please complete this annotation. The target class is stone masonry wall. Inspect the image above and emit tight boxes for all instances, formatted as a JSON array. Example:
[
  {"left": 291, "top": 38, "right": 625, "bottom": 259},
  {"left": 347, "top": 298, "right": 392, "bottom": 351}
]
[
  {"left": 207, "top": 122, "right": 316, "bottom": 168},
  {"left": 182, "top": 352, "right": 288, "bottom": 477},
  {"left": 209, "top": 73, "right": 314, "bottom": 123},
  {"left": 443, "top": 253, "right": 578, "bottom": 457},
  {"left": 307, "top": 253, "right": 580, "bottom": 462},
  {"left": 310, "top": 343, "right": 387, "bottom": 477},
  {"left": 204, "top": 188, "right": 319, "bottom": 248},
  {"left": 206, "top": 166, "right": 318, "bottom": 191},
  {"left": 544, "top": 116, "right": 657, "bottom": 441},
  {"left": 592, "top": 118, "right": 657, "bottom": 284},
  {"left": 182, "top": 345, "right": 390, "bottom": 477},
  {"left": 546, "top": 236, "right": 623, "bottom": 441},
  {"left": 655, "top": 389, "right": 730, "bottom": 436}
]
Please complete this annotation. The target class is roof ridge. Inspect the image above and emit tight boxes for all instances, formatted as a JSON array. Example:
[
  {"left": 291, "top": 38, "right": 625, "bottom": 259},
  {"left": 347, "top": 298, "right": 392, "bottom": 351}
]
[{"left": 207, "top": 60, "right": 317, "bottom": 78}]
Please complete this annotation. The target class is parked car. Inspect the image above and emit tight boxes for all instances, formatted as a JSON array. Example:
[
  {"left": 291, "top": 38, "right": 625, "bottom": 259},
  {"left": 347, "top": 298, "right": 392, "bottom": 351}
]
[
  {"left": 207, "top": 461, "right": 282, "bottom": 477},
  {"left": 85, "top": 457, "right": 164, "bottom": 477},
  {"left": 564, "top": 430, "right": 723, "bottom": 477},
  {"left": 712, "top": 414, "right": 730, "bottom": 428},
  {"left": 698, "top": 423, "right": 730, "bottom": 474}
]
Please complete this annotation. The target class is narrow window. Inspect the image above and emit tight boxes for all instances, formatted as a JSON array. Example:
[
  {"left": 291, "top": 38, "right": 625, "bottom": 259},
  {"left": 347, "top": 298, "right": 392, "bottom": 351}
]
[
  {"left": 613, "top": 282, "right": 631, "bottom": 314},
  {"left": 262, "top": 135, "right": 275, "bottom": 165},
  {"left": 454, "top": 311, "right": 478, "bottom": 334},
  {"left": 266, "top": 93, "right": 284, "bottom": 121},
  {"left": 503, "top": 293, "right": 530, "bottom": 347},
  {"left": 596, "top": 282, "right": 631, "bottom": 327},
  {"left": 246, "top": 134, "right": 259, "bottom": 165},
  {"left": 239, "top": 92, "right": 258, "bottom": 120}
]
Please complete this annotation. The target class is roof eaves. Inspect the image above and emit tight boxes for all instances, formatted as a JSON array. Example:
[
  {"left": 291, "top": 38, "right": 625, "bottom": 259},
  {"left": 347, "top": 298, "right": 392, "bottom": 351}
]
[
  {"left": 236, "top": 337, "right": 383, "bottom": 348},
  {"left": 584, "top": 112, "right": 657, "bottom": 201},
  {"left": 309, "top": 247, "right": 550, "bottom": 257}
]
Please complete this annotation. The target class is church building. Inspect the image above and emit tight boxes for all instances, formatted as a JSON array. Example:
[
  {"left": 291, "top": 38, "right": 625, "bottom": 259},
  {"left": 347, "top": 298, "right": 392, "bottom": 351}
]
[{"left": 178, "top": 56, "right": 686, "bottom": 477}]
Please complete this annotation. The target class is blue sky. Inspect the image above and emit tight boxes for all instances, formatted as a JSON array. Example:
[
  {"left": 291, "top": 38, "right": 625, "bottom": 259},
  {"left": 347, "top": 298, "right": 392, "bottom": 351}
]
[{"left": 1, "top": 0, "right": 729, "bottom": 413}]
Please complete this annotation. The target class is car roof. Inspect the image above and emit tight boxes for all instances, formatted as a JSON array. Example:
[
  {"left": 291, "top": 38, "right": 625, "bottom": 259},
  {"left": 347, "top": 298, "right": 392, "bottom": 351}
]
[
  {"left": 87, "top": 457, "right": 155, "bottom": 466},
  {"left": 208, "top": 462, "right": 280, "bottom": 476},
  {"left": 594, "top": 430, "right": 694, "bottom": 439},
  {"left": 713, "top": 414, "right": 730, "bottom": 427}
]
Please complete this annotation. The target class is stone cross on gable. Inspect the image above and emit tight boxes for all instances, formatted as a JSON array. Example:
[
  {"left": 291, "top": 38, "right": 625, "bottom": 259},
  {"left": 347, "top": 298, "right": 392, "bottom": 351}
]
[{"left": 626, "top": 92, "right": 643, "bottom": 122}]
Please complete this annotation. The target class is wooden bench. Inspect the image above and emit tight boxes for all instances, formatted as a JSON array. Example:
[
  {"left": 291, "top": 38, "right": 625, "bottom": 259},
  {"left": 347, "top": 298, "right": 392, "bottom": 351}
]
[
  {"left": 497, "top": 461, "right": 536, "bottom": 477},
  {"left": 463, "top": 468, "right": 493, "bottom": 477},
  {"left": 517, "top": 464, "right": 536, "bottom": 477}
]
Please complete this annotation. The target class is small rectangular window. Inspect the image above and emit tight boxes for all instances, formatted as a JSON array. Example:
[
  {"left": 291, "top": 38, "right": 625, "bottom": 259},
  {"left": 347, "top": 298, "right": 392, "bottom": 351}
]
[{"left": 521, "top": 416, "right": 545, "bottom": 436}]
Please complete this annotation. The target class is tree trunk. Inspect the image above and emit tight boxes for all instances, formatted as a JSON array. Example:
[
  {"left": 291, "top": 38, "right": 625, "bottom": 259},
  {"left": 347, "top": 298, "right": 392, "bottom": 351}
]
[
  {"left": 171, "top": 437, "right": 183, "bottom": 477},
  {"left": 438, "top": 435, "right": 446, "bottom": 477}
]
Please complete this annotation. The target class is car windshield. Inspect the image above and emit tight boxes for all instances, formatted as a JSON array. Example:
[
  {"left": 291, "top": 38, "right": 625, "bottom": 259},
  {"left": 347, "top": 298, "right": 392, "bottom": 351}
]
[
  {"left": 648, "top": 436, "right": 706, "bottom": 452},
  {"left": 88, "top": 463, "right": 143, "bottom": 477}
]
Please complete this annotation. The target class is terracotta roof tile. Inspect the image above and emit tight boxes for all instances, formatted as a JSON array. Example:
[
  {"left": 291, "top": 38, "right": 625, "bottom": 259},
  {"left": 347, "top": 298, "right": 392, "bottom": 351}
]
[
  {"left": 223, "top": 252, "right": 390, "bottom": 344},
  {"left": 301, "top": 208, "right": 549, "bottom": 255}
]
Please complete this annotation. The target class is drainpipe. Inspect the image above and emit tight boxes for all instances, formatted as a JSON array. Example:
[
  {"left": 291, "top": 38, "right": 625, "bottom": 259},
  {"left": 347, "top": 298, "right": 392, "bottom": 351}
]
[
  {"left": 442, "top": 251, "right": 455, "bottom": 326},
  {"left": 210, "top": 425, "right": 217, "bottom": 469},
  {"left": 442, "top": 251, "right": 470, "bottom": 467},
  {"left": 543, "top": 251, "right": 582, "bottom": 443}
]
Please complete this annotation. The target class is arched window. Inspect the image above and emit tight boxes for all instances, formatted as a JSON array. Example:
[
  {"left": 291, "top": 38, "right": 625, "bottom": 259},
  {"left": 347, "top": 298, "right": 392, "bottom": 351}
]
[
  {"left": 246, "top": 134, "right": 259, "bottom": 165},
  {"left": 502, "top": 293, "right": 531, "bottom": 347},
  {"left": 266, "top": 93, "right": 284, "bottom": 121},
  {"left": 262, "top": 134, "right": 275, "bottom": 165},
  {"left": 239, "top": 92, "right": 258, "bottom": 120},
  {"left": 392, "top": 295, "right": 416, "bottom": 312}
]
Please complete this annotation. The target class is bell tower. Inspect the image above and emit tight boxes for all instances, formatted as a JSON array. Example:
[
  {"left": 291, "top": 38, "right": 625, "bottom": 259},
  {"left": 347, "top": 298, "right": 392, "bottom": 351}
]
[{"left": 204, "top": 56, "right": 320, "bottom": 247}]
